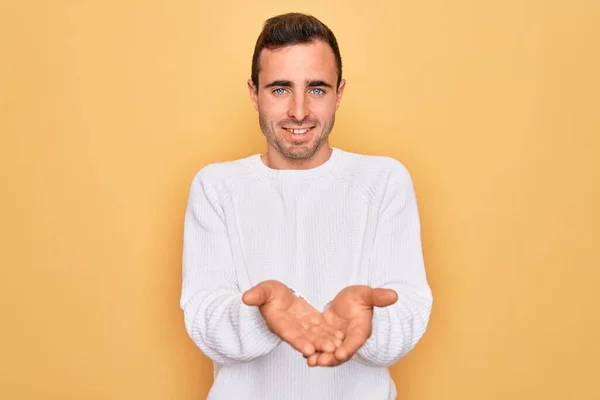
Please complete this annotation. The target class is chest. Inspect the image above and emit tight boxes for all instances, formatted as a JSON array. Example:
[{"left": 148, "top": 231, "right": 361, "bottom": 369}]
[{"left": 222, "top": 181, "right": 381, "bottom": 307}]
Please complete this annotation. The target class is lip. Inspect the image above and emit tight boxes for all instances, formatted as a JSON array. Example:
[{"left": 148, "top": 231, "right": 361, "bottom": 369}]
[{"left": 282, "top": 126, "right": 316, "bottom": 134}]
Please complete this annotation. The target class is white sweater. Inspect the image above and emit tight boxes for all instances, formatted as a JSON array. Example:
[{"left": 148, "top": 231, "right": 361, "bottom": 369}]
[{"left": 180, "top": 147, "right": 433, "bottom": 400}]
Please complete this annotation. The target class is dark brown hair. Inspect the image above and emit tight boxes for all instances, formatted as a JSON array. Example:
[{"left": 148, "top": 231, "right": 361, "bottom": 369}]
[{"left": 251, "top": 13, "right": 343, "bottom": 90}]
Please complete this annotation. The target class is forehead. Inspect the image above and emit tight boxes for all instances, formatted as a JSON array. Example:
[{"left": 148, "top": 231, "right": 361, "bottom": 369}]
[{"left": 258, "top": 40, "right": 337, "bottom": 83}]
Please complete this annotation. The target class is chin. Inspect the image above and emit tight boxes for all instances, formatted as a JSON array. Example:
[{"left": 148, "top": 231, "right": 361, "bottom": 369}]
[{"left": 280, "top": 141, "right": 321, "bottom": 160}]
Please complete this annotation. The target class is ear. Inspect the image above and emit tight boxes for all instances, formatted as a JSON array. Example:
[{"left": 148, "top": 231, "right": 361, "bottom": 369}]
[
  {"left": 247, "top": 79, "right": 259, "bottom": 111},
  {"left": 335, "top": 79, "right": 346, "bottom": 110}
]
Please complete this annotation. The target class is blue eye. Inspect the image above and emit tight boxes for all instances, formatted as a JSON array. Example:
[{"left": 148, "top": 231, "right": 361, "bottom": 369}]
[
  {"left": 273, "top": 88, "right": 286, "bottom": 95},
  {"left": 311, "top": 88, "right": 325, "bottom": 95}
]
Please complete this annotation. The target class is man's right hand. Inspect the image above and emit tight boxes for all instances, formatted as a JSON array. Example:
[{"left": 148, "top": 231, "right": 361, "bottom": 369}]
[{"left": 242, "top": 280, "right": 344, "bottom": 358}]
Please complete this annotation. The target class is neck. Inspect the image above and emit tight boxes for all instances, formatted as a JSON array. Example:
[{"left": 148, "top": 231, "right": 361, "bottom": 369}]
[{"left": 262, "top": 143, "right": 333, "bottom": 170}]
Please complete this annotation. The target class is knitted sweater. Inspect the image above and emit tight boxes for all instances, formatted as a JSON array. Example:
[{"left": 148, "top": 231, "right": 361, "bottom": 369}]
[{"left": 180, "top": 147, "right": 433, "bottom": 400}]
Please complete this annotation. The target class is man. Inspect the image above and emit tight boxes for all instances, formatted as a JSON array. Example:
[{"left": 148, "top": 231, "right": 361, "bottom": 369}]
[{"left": 180, "top": 12, "right": 433, "bottom": 400}]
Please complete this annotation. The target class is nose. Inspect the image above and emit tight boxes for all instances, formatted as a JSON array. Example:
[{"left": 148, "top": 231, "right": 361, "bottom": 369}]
[{"left": 288, "top": 92, "right": 310, "bottom": 121}]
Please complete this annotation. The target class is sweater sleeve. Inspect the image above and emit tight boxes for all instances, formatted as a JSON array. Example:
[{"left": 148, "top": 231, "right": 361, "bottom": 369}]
[
  {"left": 179, "top": 169, "right": 282, "bottom": 365},
  {"left": 354, "top": 162, "right": 433, "bottom": 367}
]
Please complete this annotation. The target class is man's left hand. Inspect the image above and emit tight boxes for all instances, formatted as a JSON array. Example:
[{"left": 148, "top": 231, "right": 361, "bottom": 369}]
[{"left": 306, "top": 285, "right": 398, "bottom": 367}]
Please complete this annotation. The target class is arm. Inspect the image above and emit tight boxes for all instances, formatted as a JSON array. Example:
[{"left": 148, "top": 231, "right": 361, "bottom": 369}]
[
  {"left": 354, "top": 162, "right": 433, "bottom": 367},
  {"left": 180, "top": 170, "right": 282, "bottom": 365}
]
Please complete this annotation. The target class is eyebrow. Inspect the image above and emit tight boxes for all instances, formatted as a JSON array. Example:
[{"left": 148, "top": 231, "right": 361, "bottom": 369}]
[
  {"left": 263, "top": 79, "right": 334, "bottom": 89},
  {"left": 264, "top": 80, "right": 293, "bottom": 89},
  {"left": 306, "top": 80, "right": 333, "bottom": 89}
]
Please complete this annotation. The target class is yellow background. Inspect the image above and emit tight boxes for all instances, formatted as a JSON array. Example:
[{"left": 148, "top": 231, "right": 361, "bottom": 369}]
[{"left": 1, "top": 0, "right": 599, "bottom": 399}]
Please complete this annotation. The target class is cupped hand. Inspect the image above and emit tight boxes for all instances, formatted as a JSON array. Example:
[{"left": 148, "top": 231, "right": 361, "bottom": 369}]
[
  {"left": 242, "top": 280, "right": 345, "bottom": 358},
  {"left": 307, "top": 285, "right": 398, "bottom": 367}
]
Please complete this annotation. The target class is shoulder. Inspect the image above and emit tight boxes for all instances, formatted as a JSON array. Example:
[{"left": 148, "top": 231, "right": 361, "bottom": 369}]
[
  {"left": 189, "top": 154, "right": 258, "bottom": 199},
  {"left": 337, "top": 148, "right": 414, "bottom": 190},
  {"left": 336, "top": 149, "right": 419, "bottom": 209}
]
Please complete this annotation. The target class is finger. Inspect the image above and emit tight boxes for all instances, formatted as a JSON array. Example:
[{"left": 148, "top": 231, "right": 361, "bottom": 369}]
[
  {"left": 307, "top": 353, "right": 319, "bottom": 367},
  {"left": 313, "top": 336, "right": 337, "bottom": 353},
  {"left": 271, "top": 318, "right": 317, "bottom": 357},
  {"left": 242, "top": 286, "right": 269, "bottom": 306},
  {"left": 334, "top": 327, "right": 369, "bottom": 362},
  {"left": 278, "top": 329, "right": 316, "bottom": 357},
  {"left": 305, "top": 326, "right": 337, "bottom": 353},
  {"left": 302, "top": 329, "right": 329, "bottom": 352},
  {"left": 319, "top": 322, "right": 346, "bottom": 341},
  {"left": 320, "top": 329, "right": 343, "bottom": 348},
  {"left": 317, "top": 352, "right": 340, "bottom": 367},
  {"left": 369, "top": 288, "right": 398, "bottom": 307}
]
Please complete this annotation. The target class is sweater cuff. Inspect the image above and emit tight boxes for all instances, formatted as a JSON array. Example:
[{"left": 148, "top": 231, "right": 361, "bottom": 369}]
[
  {"left": 239, "top": 301, "right": 282, "bottom": 351},
  {"left": 355, "top": 306, "right": 391, "bottom": 362}
]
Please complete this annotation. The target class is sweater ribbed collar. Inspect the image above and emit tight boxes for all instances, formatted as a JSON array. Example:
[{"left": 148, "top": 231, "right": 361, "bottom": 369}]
[{"left": 247, "top": 147, "right": 342, "bottom": 182}]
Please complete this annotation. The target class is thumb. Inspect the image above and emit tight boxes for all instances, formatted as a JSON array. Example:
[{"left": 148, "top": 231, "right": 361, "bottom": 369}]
[
  {"left": 368, "top": 288, "right": 398, "bottom": 308},
  {"left": 242, "top": 285, "right": 270, "bottom": 306}
]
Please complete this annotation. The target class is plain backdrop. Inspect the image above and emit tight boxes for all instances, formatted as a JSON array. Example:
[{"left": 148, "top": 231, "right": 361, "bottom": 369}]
[{"left": 1, "top": 0, "right": 599, "bottom": 399}]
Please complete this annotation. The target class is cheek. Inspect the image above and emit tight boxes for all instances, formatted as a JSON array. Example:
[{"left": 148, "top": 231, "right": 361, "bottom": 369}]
[
  {"left": 259, "top": 98, "right": 288, "bottom": 118},
  {"left": 311, "top": 99, "right": 337, "bottom": 119},
  {"left": 258, "top": 104, "right": 287, "bottom": 125}
]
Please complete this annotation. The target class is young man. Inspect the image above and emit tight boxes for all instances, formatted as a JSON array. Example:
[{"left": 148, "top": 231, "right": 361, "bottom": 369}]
[{"left": 180, "top": 12, "right": 433, "bottom": 400}]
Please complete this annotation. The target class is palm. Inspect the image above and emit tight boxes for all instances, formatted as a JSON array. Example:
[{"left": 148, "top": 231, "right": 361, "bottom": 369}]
[
  {"left": 243, "top": 280, "right": 343, "bottom": 357},
  {"left": 325, "top": 287, "right": 374, "bottom": 321},
  {"left": 308, "top": 285, "right": 398, "bottom": 367}
]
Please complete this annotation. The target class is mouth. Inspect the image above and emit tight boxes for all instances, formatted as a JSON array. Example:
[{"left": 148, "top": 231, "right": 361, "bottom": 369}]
[{"left": 282, "top": 126, "right": 315, "bottom": 135}]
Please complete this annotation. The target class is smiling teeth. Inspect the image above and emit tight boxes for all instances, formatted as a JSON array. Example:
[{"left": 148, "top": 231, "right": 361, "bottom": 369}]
[{"left": 287, "top": 128, "right": 310, "bottom": 134}]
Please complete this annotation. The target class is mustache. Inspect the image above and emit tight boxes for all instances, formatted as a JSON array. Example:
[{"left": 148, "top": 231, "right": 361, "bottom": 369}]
[{"left": 278, "top": 118, "right": 318, "bottom": 127}]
